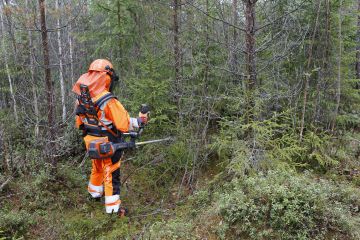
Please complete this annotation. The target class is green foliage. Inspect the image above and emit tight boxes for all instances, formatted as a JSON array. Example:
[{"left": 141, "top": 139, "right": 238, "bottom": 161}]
[
  {"left": 58, "top": 124, "right": 85, "bottom": 161},
  {"left": 165, "top": 139, "right": 194, "bottom": 171},
  {"left": 212, "top": 111, "right": 349, "bottom": 176},
  {"left": 0, "top": 110, "right": 43, "bottom": 174},
  {"left": 121, "top": 54, "right": 175, "bottom": 136},
  {"left": 144, "top": 170, "right": 360, "bottom": 239},
  {"left": 0, "top": 230, "right": 6, "bottom": 240},
  {"left": 1, "top": 0, "right": 360, "bottom": 239},
  {"left": 146, "top": 219, "right": 195, "bottom": 240},
  {"left": 63, "top": 213, "right": 113, "bottom": 239},
  {"left": 217, "top": 171, "right": 360, "bottom": 240},
  {"left": 0, "top": 210, "right": 33, "bottom": 239}
]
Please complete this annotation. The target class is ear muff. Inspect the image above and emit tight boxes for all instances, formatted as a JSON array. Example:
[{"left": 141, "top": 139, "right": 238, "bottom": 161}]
[
  {"left": 105, "top": 65, "right": 119, "bottom": 92},
  {"left": 112, "top": 72, "right": 119, "bottom": 82},
  {"left": 109, "top": 79, "right": 115, "bottom": 92}
]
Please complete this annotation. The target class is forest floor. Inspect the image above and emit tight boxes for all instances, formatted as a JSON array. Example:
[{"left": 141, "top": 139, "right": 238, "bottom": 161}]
[
  {"left": 0, "top": 154, "right": 221, "bottom": 239},
  {"left": 1, "top": 140, "right": 360, "bottom": 239}
]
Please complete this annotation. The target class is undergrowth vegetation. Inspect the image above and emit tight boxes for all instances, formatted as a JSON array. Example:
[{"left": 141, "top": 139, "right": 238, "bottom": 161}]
[
  {"left": 1, "top": 110, "right": 360, "bottom": 239},
  {"left": 145, "top": 171, "right": 360, "bottom": 240},
  {"left": 1, "top": 0, "right": 360, "bottom": 239},
  {"left": 214, "top": 111, "right": 359, "bottom": 175}
]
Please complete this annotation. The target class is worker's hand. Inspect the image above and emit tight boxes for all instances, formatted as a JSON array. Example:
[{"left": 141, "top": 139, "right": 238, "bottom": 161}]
[
  {"left": 137, "top": 112, "right": 149, "bottom": 126},
  {"left": 138, "top": 104, "right": 150, "bottom": 126}
]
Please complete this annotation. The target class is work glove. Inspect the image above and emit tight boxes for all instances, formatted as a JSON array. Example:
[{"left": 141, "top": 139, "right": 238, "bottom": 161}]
[{"left": 137, "top": 104, "right": 150, "bottom": 126}]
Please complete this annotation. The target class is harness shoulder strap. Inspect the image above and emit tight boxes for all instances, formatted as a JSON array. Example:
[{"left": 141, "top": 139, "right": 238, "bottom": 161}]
[
  {"left": 93, "top": 93, "right": 119, "bottom": 138},
  {"left": 95, "top": 93, "right": 117, "bottom": 109}
]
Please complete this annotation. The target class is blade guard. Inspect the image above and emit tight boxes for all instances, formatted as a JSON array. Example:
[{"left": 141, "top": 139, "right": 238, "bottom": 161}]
[{"left": 88, "top": 139, "right": 115, "bottom": 159}]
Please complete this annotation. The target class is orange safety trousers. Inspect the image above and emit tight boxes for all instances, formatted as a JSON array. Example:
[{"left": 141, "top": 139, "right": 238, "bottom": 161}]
[{"left": 84, "top": 135, "right": 122, "bottom": 213}]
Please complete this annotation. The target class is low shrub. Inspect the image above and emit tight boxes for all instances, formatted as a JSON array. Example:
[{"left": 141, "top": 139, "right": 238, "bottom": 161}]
[
  {"left": 146, "top": 219, "right": 195, "bottom": 240},
  {"left": 144, "top": 170, "right": 359, "bottom": 240},
  {"left": 217, "top": 171, "right": 360, "bottom": 239},
  {"left": 0, "top": 209, "right": 33, "bottom": 239}
]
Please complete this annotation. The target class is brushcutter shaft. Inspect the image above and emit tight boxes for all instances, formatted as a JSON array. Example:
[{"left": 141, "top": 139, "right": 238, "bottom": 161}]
[
  {"left": 135, "top": 137, "right": 172, "bottom": 146},
  {"left": 111, "top": 137, "right": 171, "bottom": 151}
]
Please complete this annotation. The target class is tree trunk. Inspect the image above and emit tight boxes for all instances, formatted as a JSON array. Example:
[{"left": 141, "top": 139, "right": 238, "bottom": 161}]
[
  {"left": 116, "top": 0, "right": 122, "bottom": 63},
  {"left": 299, "top": 0, "right": 322, "bottom": 141},
  {"left": 2, "top": 0, "right": 17, "bottom": 58},
  {"left": 244, "top": 0, "right": 257, "bottom": 123},
  {"left": 204, "top": 0, "right": 210, "bottom": 87},
  {"left": 173, "top": 0, "right": 181, "bottom": 113},
  {"left": 313, "top": 0, "right": 330, "bottom": 124},
  {"left": 0, "top": 4, "right": 18, "bottom": 121},
  {"left": 312, "top": 71, "right": 322, "bottom": 124},
  {"left": 68, "top": 24, "right": 74, "bottom": 85},
  {"left": 331, "top": 0, "right": 342, "bottom": 131},
  {"left": 26, "top": 0, "right": 39, "bottom": 137},
  {"left": 230, "top": 0, "right": 239, "bottom": 84},
  {"left": 356, "top": 0, "right": 360, "bottom": 88},
  {"left": 39, "top": 0, "right": 56, "bottom": 168},
  {"left": 0, "top": 79, "right": 5, "bottom": 108},
  {"left": 56, "top": 0, "right": 66, "bottom": 122}
]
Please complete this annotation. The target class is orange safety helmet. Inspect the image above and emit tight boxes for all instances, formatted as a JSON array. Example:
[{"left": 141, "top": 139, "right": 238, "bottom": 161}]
[
  {"left": 89, "top": 59, "right": 113, "bottom": 73},
  {"left": 72, "top": 59, "right": 119, "bottom": 97},
  {"left": 72, "top": 72, "right": 111, "bottom": 97}
]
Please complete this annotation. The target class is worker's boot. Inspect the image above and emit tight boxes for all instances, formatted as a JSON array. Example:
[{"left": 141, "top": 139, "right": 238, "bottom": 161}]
[
  {"left": 88, "top": 195, "right": 102, "bottom": 202},
  {"left": 118, "top": 207, "right": 128, "bottom": 218}
]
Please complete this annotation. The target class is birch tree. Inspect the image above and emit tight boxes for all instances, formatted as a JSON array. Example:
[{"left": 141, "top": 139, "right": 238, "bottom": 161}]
[
  {"left": 331, "top": 0, "right": 343, "bottom": 131},
  {"left": 26, "top": 0, "right": 39, "bottom": 137},
  {"left": 0, "top": 3, "right": 18, "bottom": 121},
  {"left": 173, "top": 0, "right": 182, "bottom": 115},
  {"left": 56, "top": 0, "right": 66, "bottom": 122}
]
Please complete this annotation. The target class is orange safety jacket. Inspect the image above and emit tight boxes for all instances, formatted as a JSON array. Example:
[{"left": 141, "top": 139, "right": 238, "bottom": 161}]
[{"left": 75, "top": 90, "right": 134, "bottom": 134}]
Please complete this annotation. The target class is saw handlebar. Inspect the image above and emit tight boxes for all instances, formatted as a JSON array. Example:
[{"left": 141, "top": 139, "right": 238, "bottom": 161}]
[
  {"left": 112, "top": 127, "right": 144, "bottom": 151},
  {"left": 122, "top": 128, "right": 143, "bottom": 139},
  {"left": 87, "top": 104, "right": 172, "bottom": 159},
  {"left": 89, "top": 128, "right": 171, "bottom": 159}
]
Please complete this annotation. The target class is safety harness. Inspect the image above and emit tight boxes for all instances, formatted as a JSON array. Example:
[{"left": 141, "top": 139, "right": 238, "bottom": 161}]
[{"left": 76, "top": 84, "right": 119, "bottom": 138}]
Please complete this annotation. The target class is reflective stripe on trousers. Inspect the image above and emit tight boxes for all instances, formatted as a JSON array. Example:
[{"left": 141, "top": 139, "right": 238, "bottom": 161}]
[
  {"left": 88, "top": 182, "right": 103, "bottom": 198},
  {"left": 105, "top": 194, "right": 121, "bottom": 213}
]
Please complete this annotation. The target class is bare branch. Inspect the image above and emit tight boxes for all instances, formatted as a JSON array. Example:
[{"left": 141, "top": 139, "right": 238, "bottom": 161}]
[
  {"left": 255, "top": 0, "right": 306, "bottom": 32},
  {"left": 184, "top": 0, "right": 246, "bottom": 32}
]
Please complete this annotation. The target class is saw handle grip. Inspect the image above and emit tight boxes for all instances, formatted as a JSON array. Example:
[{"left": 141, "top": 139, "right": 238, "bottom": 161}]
[{"left": 122, "top": 131, "right": 140, "bottom": 138}]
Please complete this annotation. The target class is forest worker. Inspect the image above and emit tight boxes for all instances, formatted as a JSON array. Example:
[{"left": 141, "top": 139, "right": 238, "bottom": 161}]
[{"left": 72, "top": 59, "right": 149, "bottom": 215}]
